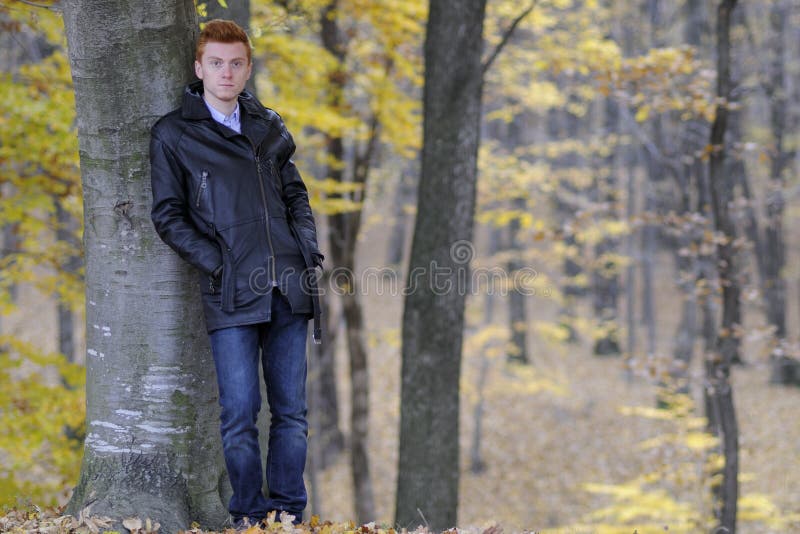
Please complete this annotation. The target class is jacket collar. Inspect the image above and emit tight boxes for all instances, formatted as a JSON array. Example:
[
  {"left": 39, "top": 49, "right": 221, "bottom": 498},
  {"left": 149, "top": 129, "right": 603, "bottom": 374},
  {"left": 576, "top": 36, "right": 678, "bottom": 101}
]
[{"left": 181, "top": 81, "right": 273, "bottom": 144}]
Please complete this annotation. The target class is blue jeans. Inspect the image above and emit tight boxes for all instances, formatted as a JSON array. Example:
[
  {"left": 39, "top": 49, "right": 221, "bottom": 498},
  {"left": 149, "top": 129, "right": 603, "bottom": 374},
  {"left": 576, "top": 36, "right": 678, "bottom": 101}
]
[{"left": 209, "top": 290, "right": 309, "bottom": 523}]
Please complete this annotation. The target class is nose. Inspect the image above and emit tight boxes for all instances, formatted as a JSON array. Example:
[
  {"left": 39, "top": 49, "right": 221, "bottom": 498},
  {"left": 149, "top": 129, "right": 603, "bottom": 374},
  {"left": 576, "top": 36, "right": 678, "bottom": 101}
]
[{"left": 222, "top": 64, "right": 233, "bottom": 78}]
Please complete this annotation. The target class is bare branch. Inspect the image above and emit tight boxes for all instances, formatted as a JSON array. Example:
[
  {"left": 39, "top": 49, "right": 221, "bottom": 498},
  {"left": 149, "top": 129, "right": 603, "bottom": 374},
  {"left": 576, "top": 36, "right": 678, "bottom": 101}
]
[
  {"left": 14, "top": 0, "right": 62, "bottom": 12},
  {"left": 481, "top": 1, "right": 537, "bottom": 77}
]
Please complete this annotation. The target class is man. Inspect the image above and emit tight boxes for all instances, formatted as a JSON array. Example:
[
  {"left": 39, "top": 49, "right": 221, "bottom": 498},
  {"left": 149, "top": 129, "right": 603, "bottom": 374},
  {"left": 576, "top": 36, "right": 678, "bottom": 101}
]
[{"left": 149, "top": 19, "right": 323, "bottom": 527}]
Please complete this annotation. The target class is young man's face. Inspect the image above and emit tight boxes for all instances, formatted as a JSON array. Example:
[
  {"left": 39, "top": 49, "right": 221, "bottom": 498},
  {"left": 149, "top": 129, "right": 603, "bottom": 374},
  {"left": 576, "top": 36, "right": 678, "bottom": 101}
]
[{"left": 194, "top": 41, "right": 252, "bottom": 111}]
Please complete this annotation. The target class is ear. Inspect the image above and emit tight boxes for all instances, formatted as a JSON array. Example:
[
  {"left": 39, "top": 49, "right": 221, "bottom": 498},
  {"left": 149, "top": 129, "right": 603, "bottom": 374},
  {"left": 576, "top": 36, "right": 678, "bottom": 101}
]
[
  {"left": 194, "top": 60, "right": 203, "bottom": 80},
  {"left": 246, "top": 61, "right": 253, "bottom": 80}
]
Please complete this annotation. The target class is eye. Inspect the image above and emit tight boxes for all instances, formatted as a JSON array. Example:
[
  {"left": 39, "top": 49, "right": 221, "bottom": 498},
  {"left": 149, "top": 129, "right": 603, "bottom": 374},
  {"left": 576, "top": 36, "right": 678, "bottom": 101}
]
[
  {"left": 210, "top": 59, "right": 222, "bottom": 69},
  {"left": 232, "top": 60, "right": 245, "bottom": 70}
]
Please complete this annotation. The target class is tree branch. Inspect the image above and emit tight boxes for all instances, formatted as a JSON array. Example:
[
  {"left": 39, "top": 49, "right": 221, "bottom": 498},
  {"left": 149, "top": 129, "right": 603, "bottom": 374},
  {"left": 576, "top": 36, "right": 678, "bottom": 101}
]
[
  {"left": 14, "top": 0, "right": 62, "bottom": 12},
  {"left": 481, "top": 1, "right": 537, "bottom": 77}
]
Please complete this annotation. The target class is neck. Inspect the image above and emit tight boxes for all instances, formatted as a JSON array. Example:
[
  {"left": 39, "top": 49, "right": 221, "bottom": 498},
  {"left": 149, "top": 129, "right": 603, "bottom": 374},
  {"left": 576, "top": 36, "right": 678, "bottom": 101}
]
[{"left": 203, "top": 94, "right": 238, "bottom": 116}]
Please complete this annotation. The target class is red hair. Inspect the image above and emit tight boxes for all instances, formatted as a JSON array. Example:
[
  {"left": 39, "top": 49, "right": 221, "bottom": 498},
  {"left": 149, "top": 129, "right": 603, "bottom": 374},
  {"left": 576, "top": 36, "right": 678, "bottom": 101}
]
[{"left": 196, "top": 19, "right": 252, "bottom": 63}]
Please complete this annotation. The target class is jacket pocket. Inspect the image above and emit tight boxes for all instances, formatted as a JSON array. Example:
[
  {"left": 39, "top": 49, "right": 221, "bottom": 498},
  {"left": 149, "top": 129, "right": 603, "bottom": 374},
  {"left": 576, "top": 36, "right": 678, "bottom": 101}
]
[{"left": 194, "top": 169, "right": 210, "bottom": 209}]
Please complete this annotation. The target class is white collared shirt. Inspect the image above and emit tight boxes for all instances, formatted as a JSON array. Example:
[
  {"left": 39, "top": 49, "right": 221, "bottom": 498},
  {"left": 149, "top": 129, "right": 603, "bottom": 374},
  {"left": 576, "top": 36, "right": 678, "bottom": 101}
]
[{"left": 204, "top": 99, "right": 241, "bottom": 133}]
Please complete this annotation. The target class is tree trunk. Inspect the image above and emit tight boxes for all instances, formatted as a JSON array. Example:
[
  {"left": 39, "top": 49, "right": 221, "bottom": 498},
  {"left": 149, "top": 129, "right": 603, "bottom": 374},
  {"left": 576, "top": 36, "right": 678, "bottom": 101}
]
[
  {"left": 386, "top": 168, "right": 415, "bottom": 267},
  {"left": 62, "top": 2, "right": 229, "bottom": 531},
  {"left": 684, "top": 0, "right": 711, "bottom": 48},
  {"left": 623, "top": 157, "right": 636, "bottom": 377},
  {"left": 550, "top": 106, "right": 583, "bottom": 344},
  {"left": 203, "top": 0, "right": 249, "bottom": 23},
  {"left": 395, "top": 0, "right": 487, "bottom": 529},
  {"left": 507, "top": 205, "right": 530, "bottom": 364},
  {"left": 661, "top": 0, "right": 712, "bottom": 394},
  {"left": 639, "top": 0, "right": 666, "bottom": 361},
  {"left": 763, "top": 0, "right": 797, "bottom": 386},
  {"left": 320, "top": 1, "right": 376, "bottom": 522},
  {"left": 1, "top": 219, "right": 20, "bottom": 306},
  {"left": 505, "top": 117, "right": 529, "bottom": 365},
  {"left": 469, "top": 224, "right": 501, "bottom": 473},
  {"left": 640, "top": 185, "right": 657, "bottom": 358},
  {"left": 310, "top": 277, "right": 345, "bottom": 467},
  {"left": 592, "top": 97, "right": 621, "bottom": 357},
  {"left": 706, "top": 2, "right": 740, "bottom": 531}
]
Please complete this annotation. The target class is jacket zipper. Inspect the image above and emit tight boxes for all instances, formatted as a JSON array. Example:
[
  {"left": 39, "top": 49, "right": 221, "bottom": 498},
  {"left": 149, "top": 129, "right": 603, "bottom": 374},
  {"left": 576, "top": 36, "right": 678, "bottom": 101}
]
[
  {"left": 252, "top": 147, "right": 277, "bottom": 287},
  {"left": 195, "top": 170, "right": 208, "bottom": 208}
]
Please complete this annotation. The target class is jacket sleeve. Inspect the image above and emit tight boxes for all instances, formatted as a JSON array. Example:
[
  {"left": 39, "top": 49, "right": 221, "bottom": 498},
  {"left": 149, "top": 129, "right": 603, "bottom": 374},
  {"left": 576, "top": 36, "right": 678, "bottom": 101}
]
[
  {"left": 150, "top": 133, "right": 222, "bottom": 276},
  {"left": 277, "top": 125, "right": 324, "bottom": 267}
]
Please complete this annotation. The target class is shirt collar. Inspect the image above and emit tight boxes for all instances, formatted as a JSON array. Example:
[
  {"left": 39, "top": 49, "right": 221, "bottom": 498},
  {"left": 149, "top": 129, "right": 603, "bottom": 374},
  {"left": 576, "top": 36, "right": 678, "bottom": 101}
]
[{"left": 203, "top": 98, "right": 240, "bottom": 132}]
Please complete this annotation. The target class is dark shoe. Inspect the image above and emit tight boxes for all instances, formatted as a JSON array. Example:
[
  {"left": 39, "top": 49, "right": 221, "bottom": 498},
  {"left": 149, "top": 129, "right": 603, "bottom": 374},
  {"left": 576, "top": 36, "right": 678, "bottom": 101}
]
[{"left": 229, "top": 516, "right": 261, "bottom": 531}]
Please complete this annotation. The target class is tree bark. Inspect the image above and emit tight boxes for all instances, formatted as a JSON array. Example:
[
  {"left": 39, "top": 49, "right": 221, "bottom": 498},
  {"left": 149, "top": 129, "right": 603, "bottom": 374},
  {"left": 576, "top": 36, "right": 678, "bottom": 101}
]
[
  {"left": 684, "top": 0, "right": 711, "bottom": 49},
  {"left": 505, "top": 117, "right": 529, "bottom": 364},
  {"left": 469, "top": 225, "right": 501, "bottom": 473},
  {"left": 762, "top": 0, "right": 797, "bottom": 385},
  {"left": 640, "top": 185, "right": 657, "bottom": 358},
  {"left": 592, "top": 97, "right": 621, "bottom": 357},
  {"left": 311, "top": 278, "right": 345, "bottom": 467},
  {"left": 550, "top": 106, "right": 583, "bottom": 344},
  {"left": 395, "top": 0, "right": 487, "bottom": 530},
  {"left": 386, "top": 168, "right": 416, "bottom": 267},
  {"left": 507, "top": 204, "right": 530, "bottom": 364},
  {"left": 639, "top": 0, "right": 666, "bottom": 361},
  {"left": 319, "top": 1, "right": 376, "bottom": 522},
  {"left": 62, "top": 2, "right": 229, "bottom": 531},
  {"left": 663, "top": 0, "right": 711, "bottom": 395},
  {"left": 706, "top": 1, "right": 740, "bottom": 531}
]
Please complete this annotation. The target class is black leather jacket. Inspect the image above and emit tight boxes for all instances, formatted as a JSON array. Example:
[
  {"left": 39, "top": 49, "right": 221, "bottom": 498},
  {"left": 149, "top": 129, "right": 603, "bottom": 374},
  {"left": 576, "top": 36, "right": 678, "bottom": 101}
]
[{"left": 150, "top": 81, "right": 323, "bottom": 341}]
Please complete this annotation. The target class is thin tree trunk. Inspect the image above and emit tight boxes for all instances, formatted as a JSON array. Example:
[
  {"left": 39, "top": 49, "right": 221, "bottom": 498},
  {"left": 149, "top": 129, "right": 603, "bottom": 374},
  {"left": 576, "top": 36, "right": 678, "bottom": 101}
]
[
  {"left": 640, "top": 185, "right": 657, "bottom": 358},
  {"left": 469, "top": 225, "right": 501, "bottom": 472},
  {"left": 592, "top": 97, "right": 621, "bottom": 357},
  {"left": 306, "top": 336, "right": 323, "bottom": 517},
  {"left": 63, "top": 2, "right": 229, "bottom": 531},
  {"left": 624, "top": 161, "right": 636, "bottom": 378},
  {"left": 311, "top": 276, "right": 345, "bottom": 467},
  {"left": 395, "top": 0, "right": 487, "bottom": 529},
  {"left": 763, "top": 0, "right": 797, "bottom": 385},
  {"left": 386, "top": 168, "right": 416, "bottom": 267},
  {"left": 615, "top": 1, "right": 637, "bottom": 378},
  {"left": 639, "top": 0, "right": 666, "bottom": 361},
  {"left": 551, "top": 107, "right": 583, "bottom": 343},
  {"left": 507, "top": 204, "right": 530, "bottom": 364},
  {"left": 320, "top": 2, "right": 377, "bottom": 522},
  {"left": 684, "top": 0, "right": 711, "bottom": 48},
  {"left": 1, "top": 219, "right": 20, "bottom": 306},
  {"left": 706, "top": 2, "right": 740, "bottom": 531},
  {"left": 506, "top": 118, "right": 529, "bottom": 364},
  {"left": 661, "top": 0, "right": 712, "bottom": 394}
]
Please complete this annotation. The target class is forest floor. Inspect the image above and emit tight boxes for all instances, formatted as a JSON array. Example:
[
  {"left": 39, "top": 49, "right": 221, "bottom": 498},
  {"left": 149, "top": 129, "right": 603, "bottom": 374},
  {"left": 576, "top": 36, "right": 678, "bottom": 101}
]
[
  {"left": 307, "top": 200, "right": 800, "bottom": 533},
  {"left": 310, "top": 282, "right": 800, "bottom": 533}
]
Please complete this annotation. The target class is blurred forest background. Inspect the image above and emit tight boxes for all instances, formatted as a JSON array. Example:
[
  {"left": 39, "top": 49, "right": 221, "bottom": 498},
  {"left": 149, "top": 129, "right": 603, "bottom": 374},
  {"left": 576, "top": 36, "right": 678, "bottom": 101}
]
[{"left": 1, "top": 0, "right": 799, "bottom": 532}]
